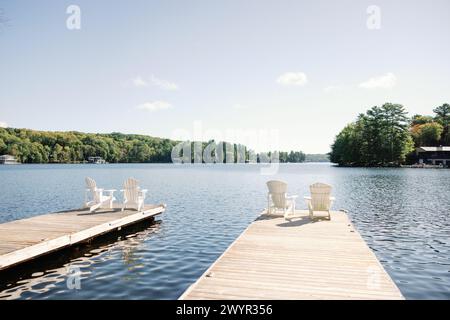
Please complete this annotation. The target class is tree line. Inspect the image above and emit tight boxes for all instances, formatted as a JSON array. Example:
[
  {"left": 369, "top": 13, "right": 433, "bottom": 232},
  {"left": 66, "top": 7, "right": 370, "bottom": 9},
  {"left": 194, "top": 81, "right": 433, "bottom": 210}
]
[
  {"left": 329, "top": 103, "right": 450, "bottom": 166},
  {"left": 0, "top": 128, "right": 308, "bottom": 164}
]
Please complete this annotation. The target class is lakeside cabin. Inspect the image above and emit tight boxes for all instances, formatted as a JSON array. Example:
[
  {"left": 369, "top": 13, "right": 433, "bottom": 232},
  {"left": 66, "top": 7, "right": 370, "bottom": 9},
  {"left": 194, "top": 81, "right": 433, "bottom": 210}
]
[
  {"left": 87, "top": 156, "right": 106, "bottom": 164},
  {"left": 416, "top": 146, "right": 450, "bottom": 167},
  {"left": 0, "top": 155, "right": 18, "bottom": 165}
]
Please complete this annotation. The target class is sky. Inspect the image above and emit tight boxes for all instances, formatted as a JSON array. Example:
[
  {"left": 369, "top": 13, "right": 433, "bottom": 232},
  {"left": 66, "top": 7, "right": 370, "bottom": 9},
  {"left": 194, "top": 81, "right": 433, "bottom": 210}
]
[{"left": 1, "top": 0, "right": 450, "bottom": 153}]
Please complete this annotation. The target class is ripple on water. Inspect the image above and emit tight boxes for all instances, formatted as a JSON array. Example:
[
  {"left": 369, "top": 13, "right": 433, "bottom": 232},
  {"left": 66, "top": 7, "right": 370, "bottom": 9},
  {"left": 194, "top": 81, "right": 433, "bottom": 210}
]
[{"left": 0, "top": 164, "right": 449, "bottom": 299}]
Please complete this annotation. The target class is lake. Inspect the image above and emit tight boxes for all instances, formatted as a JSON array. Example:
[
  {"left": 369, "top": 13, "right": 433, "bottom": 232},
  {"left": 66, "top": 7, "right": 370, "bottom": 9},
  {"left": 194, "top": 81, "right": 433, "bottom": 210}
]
[{"left": 0, "top": 163, "right": 449, "bottom": 299}]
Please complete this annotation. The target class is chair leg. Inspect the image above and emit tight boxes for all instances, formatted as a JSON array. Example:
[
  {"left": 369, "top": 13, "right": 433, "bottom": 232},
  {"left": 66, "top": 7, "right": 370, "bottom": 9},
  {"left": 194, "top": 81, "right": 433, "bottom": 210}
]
[
  {"left": 306, "top": 201, "right": 313, "bottom": 219},
  {"left": 84, "top": 191, "right": 88, "bottom": 208},
  {"left": 90, "top": 203, "right": 101, "bottom": 213}
]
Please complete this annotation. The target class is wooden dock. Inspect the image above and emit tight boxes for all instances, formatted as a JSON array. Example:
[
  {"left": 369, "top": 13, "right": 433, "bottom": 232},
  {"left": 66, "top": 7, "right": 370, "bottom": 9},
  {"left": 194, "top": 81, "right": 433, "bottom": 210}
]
[
  {"left": 0, "top": 204, "right": 165, "bottom": 271},
  {"left": 180, "top": 210, "right": 404, "bottom": 300}
]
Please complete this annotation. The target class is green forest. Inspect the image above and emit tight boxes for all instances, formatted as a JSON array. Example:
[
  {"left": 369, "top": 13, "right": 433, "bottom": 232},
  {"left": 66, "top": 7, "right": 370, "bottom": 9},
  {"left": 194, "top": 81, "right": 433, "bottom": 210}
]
[
  {"left": 304, "top": 154, "right": 330, "bottom": 162},
  {"left": 329, "top": 103, "right": 450, "bottom": 166},
  {"left": 0, "top": 128, "right": 308, "bottom": 164}
]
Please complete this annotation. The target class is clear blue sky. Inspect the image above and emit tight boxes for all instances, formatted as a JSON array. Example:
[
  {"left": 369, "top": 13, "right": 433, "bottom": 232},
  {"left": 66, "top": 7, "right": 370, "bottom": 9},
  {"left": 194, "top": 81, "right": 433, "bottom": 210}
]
[{"left": 1, "top": 0, "right": 450, "bottom": 153}]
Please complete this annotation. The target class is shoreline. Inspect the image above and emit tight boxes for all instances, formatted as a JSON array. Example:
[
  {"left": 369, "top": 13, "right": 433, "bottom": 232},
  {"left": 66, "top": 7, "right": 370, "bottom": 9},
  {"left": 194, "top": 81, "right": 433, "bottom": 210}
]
[
  {"left": 3, "top": 162, "right": 448, "bottom": 169},
  {"left": 0, "top": 161, "right": 332, "bottom": 166}
]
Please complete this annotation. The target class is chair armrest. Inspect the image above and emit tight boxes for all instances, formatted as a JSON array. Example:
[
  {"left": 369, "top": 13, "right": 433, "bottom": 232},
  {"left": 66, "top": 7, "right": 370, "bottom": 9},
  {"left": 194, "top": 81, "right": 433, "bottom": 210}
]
[
  {"left": 286, "top": 194, "right": 298, "bottom": 199},
  {"left": 330, "top": 196, "right": 336, "bottom": 201},
  {"left": 304, "top": 196, "right": 311, "bottom": 200},
  {"left": 104, "top": 189, "right": 116, "bottom": 192}
]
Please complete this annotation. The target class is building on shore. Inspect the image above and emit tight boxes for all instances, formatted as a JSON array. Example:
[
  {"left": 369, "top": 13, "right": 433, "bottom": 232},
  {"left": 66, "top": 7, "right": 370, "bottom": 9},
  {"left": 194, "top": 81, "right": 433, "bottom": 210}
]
[
  {"left": 416, "top": 146, "right": 450, "bottom": 167},
  {"left": 0, "top": 155, "right": 19, "bottom": 165},
  {"left": 87, "top": 156, "right": 107, "bottom": 164}
]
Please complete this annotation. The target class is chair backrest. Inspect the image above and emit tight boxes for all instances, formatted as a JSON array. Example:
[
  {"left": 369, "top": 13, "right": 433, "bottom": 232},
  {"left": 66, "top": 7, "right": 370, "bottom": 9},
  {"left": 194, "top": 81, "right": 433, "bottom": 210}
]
[
  {"left": 266, "top": 180, "right": 288, "bottom": 208},
  {"left": 310, "top": 183, "right": 332, "bottom": 211},
  {"left": 85, "top": 177, "right": 101, "bottom": 202},
  {"left": 123, "top": 178, "right": 140, "bottom": 203},
  {"left": 85, "top": 177, "right": 97, "bottom": 191}
]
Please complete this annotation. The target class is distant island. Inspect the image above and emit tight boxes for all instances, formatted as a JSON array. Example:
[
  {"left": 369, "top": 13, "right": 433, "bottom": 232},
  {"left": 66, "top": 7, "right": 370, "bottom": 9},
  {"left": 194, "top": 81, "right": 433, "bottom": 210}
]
[
  {"left": 0, "top": 127, "right": 325, "bottom": 164},
  {"left": 329, "top": 103, "right": 450, "bottom": 167},
  {"left": 304, "top": 154, "right": 330, "bottom": 162}
]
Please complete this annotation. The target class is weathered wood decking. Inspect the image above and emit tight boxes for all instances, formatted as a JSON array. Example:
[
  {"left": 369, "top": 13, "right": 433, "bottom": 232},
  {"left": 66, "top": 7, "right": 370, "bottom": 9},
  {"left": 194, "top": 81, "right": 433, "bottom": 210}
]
[
  {"left": 180, "top": 210, "right": 404, "bottom": 300},
  {"left": 0, "top": 204, "right": 165, "bottom": 271}
]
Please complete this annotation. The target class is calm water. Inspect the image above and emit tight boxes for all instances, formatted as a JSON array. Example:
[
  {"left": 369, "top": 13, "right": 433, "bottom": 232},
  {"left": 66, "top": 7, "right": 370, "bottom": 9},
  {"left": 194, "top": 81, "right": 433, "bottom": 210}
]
[{"left": 0, "top": 163, "right": 449, "bottom": 299}]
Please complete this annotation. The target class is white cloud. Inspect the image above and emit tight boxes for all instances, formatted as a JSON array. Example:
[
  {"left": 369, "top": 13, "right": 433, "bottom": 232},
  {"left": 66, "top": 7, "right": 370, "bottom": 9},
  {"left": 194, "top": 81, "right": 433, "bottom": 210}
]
[
  {"left": 0, "top": 121, "right": 8, "bottom": 128},
  {"left": 276, "top": 72, "right": 308, "bottom": 86},
  {"left": 150, "top": 75, "right": 178, "bottom": 91},
  {"left": 131, "top": 75, "right": 178, "bottom": 91},
  {"left": 136, "top": 101, "right": 172, "bottom": 112},
  {"left": 132, "top": 76, "right": 148, "bottom": 87},
  {"left": 359, "top": 72, "right": 397, "bottom": 89}
]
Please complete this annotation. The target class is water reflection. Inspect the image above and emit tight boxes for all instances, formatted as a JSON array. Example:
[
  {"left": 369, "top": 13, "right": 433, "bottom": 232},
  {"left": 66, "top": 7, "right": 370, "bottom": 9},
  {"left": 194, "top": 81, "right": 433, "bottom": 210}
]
[{"left": 0, "top": 220, "right": 161, "bottom": 299}]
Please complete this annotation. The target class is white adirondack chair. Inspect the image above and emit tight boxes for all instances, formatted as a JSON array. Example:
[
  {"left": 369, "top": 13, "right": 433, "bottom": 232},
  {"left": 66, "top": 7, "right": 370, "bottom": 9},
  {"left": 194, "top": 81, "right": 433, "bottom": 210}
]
[
  {"left": 84, "top": 177, "right": 116, "bottom": 213},
  {"left": 304, "top": 183, "right": 335, "bottom": 220},
  {"left": 266, "top": 180, "right": 298, "bottom": 219},
  {"left": 121, "top": 178, "right": 148, "bottom": 212}
]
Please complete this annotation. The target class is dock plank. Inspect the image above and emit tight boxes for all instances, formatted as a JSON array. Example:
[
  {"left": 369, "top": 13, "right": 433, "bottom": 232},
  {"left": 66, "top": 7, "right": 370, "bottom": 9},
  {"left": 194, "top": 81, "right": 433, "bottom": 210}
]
[
  {"left": 180, "top": 210, "right": 404, "bottom": 300},
  {"left": 0, "top": 204, "right": 165, "bottom": 270}
]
